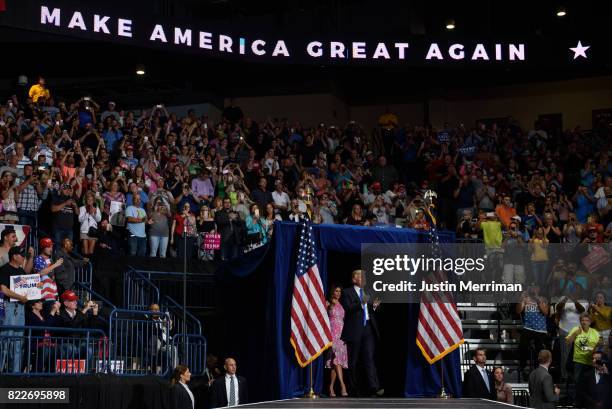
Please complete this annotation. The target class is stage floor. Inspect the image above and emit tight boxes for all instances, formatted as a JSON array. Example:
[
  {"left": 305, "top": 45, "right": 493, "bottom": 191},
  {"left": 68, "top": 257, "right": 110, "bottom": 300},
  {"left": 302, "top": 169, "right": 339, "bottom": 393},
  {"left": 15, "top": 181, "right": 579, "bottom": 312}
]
[{"left": 239, "top": 398, "right": 518, "bottom": 408}]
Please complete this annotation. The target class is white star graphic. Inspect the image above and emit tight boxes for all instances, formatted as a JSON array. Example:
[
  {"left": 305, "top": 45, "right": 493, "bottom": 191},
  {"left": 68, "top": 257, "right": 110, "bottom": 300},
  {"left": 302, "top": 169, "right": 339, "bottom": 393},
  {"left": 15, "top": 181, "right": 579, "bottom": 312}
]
[{"left": 570, "top": 41, "right": 590, "bottom": 59}]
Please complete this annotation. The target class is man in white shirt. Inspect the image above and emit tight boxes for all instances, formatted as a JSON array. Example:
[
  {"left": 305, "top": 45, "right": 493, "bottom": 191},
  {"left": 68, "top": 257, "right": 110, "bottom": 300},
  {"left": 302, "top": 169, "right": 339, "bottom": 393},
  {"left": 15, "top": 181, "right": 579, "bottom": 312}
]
[
  {"left": 210, "top": 357, "right": 248, "bottom": 408},
  {"left": 272, "top": 181, "right": 290, "bottom": 213},
  {"left": 14, "top": 143, "right": 31, "bottom": 170}
]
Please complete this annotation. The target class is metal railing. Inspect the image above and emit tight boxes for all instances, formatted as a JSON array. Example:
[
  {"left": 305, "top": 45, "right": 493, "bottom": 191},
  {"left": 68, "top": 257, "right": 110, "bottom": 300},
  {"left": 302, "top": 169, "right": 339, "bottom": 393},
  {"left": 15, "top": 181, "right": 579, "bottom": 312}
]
[
  {"left": 172, "top": 333, "right": 207, "bottom": 376},
  {"left": 108, "top": 308, "right": 172, "bottom": 377},
  {"left": 74, "top": 262, "right": 93, "bottom": 292},
  {"left": 0, "top": 326, "right": 108, "bottom": 376},
  {"left": 123, "top": 268, "right": 160, "bottom": 310},
  {"left": 160, "top": 295, "right": 202, "bottom": 336},
  {"left": 134, "top": 269, "right": 215, "bottom": 310},
  {"left": 74, "top": 282, "right": 117, "bottom": 310},
  {"left": 0, "top": 312, "right": 205, "bottom": 377}
]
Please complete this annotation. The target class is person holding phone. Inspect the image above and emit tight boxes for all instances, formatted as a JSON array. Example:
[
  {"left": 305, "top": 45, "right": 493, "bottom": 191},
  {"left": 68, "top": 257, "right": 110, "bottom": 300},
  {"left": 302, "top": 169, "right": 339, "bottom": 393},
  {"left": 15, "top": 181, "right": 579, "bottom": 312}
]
[
  {"left": 246, "top": 204, "right": 268, "bottom": 247},
  {"left": 171, "top": 202, "right": 197, "bottom": 260},
  {"left": 78, "top": 191, "right": 102, "bottom": 257},
  {"left": 148, "top": 200, "right": 170, "bottom": 258}
]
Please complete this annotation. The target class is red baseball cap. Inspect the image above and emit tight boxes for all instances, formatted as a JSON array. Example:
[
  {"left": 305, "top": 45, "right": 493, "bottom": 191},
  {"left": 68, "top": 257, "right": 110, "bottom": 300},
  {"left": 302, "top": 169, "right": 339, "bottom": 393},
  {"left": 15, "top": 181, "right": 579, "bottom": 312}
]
[
  {"left": 39, "top": 237, "right": 53, "bottom": 249},
  {"left": 60, "top": 290, "right": 79, "bottom": 302}
]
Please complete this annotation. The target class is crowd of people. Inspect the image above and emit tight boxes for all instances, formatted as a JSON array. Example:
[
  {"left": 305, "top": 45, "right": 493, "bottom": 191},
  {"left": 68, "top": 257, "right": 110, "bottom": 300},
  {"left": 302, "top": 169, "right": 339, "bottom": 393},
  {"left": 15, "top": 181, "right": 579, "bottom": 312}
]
[
  {"left": 0, "top": 76, "right": 611, "bottom": 406},
  {"left": 0, "top": 78, "right": 610, "bottom": 261}
]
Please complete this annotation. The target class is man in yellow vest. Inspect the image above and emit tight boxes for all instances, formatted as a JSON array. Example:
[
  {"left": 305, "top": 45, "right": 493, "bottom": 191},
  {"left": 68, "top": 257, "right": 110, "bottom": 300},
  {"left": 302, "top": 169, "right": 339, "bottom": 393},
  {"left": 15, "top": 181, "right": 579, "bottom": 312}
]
[{"left": 28, "top": 77, "right": 50, "bottom": 104}]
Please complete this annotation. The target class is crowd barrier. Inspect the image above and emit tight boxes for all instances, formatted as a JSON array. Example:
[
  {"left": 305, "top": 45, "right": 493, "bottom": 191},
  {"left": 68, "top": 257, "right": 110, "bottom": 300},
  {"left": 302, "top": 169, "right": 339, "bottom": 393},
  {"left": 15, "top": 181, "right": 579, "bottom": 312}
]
[
  {"left": 172, "top": 333, "right": 207, "bottom": 376},
  {"left": 161, "top": 295, "right": 202, "bottom": 336},
  {"left": 1, "top": 309, "right": 207, "bottom": 377},
  {"left": 0, "top": 325, "right": 107, "bottom": 376},
  {"left": 133, "top": 269, "right": 216, "bottom": 310},
  {"left": 108, "top": 308, "right": 173, "bottom": 376},
  {"left": 123, "top": 268, "right": 160, "bottom": 310},
  {"left": 74, "top": 262, "right": 93, "bottom": 294}
]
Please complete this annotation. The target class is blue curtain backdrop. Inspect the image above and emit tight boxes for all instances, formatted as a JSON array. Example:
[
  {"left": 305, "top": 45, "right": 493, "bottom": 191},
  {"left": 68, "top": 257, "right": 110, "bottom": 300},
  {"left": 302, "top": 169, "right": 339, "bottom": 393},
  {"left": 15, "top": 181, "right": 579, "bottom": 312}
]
[{"left": 270, "top": 221, "right": 461, "bottom": 399}]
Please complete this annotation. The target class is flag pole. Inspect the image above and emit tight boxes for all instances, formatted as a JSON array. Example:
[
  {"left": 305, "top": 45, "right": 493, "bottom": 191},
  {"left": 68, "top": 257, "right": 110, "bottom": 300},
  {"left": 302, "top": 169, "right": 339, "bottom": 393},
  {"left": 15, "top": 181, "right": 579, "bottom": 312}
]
[
  {"left": 438, "top": 356, "right": 449, "bottom": 399},
  {"left": 304, "top": 361, "right": 318, "bottom": 399}
]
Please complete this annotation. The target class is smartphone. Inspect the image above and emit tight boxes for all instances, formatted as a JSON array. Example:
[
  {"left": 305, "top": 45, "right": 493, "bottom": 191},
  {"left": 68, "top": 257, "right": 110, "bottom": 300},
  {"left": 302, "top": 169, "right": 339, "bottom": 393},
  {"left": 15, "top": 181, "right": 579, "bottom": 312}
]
[
  {"left": 144, "top": 136, "right": 148, "bottom": 142},
  {"left": 156, "top": 104, "right": 162, "bottom": 108},
  {"left": 203, "top": 123, "right": 208, "bottom": 130},
  {"left": 84, "top": 97, "right": 90, "bottom": 101}
]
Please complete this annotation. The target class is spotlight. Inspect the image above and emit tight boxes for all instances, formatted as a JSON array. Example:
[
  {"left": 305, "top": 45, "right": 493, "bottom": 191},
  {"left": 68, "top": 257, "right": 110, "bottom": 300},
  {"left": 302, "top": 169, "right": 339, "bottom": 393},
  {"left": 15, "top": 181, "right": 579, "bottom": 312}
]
[
  {"left": 445, "top": 19, "right": 455, "bottom": 30},
  {"left": 556, "top": 7, "right": 566, "bottom": 17},
  {"left": 136, "top": 65, "right": 146, "bottom": 75}
]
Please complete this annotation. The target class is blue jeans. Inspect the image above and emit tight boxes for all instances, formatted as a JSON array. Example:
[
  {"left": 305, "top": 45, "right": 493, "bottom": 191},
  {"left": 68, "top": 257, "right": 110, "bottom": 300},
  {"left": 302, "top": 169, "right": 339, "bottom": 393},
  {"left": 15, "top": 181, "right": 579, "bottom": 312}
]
[
  {"left": 53, "top": 228, "right": 73, "bottom": 246},
  {"left": 0, "top": 302, "right": 25, "bottom": 373},
  {"left": 128, "top": 236, "right": 147, "bottom": 257},
  {"left": 149, "top": 236, "right": 168, "bottom": 258},
  {"left": 531, "top": 261, "right": 549, "bottom": 285},
  {"left": 18, "top": 210, "right": 38, "bottom": 228}
]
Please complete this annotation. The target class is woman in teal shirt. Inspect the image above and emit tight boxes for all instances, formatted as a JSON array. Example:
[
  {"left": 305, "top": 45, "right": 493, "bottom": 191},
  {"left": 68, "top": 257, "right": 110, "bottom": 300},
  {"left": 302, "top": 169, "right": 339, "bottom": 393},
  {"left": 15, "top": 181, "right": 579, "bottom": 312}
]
[{"left": 246, "top": 204, "right": 269, "bottom": 246}]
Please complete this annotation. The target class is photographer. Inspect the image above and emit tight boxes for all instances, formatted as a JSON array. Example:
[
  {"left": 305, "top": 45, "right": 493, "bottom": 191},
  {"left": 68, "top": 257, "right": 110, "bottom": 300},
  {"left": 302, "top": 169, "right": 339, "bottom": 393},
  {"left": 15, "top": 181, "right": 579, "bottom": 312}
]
[
  {"left": 15, "top": 163, "right": 47, "bottom": 226},
  {"left": 57, "top": 290, "right": 104, "bottom": 359},
  {"left": 288, "top": 199, "right": 303, "bottom": 222}
]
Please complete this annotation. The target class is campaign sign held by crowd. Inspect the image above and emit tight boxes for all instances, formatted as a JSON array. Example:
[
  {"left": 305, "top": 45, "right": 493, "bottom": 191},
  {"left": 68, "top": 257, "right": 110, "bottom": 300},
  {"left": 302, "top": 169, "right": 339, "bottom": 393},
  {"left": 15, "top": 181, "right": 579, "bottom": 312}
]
[{"left": 9, "top": 274, "right": 41, "bottom": 301}]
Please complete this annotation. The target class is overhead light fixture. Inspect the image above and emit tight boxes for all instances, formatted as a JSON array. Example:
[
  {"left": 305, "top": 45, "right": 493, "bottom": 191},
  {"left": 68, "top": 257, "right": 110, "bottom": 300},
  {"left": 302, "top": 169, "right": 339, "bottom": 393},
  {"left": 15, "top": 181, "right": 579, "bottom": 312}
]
[
  {"left": 556, "top": 7, "right": 566, "bottom": 17},
  {"left": 445, "top": 19, "right": 456, "bottom": 30},
  {"left": 136, "top": 65, "right": 146, "bottom": 75}
]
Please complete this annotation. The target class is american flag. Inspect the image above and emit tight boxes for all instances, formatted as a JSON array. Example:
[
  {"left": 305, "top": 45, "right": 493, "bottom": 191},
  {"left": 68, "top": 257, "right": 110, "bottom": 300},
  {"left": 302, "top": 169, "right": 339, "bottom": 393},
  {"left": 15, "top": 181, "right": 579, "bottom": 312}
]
[
  {"left": 415, "top": 204, "right": 464, "bottom": 364},
  {"left": 12, "top": 276, "right": 27, "bottom": 288},
  {"left": 290, "top": 218, "right": 332, "bottom": 367}
]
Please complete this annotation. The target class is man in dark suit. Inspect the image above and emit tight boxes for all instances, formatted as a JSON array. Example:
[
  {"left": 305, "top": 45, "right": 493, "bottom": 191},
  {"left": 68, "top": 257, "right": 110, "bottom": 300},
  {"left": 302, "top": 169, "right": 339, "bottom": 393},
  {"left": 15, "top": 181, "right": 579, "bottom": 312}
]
[
  {"left": 463, "top": 348, "right": 496, "bottom": 399},
  {"left": 528, "top": 349, "right": 560, "bottom": 409},
  {"left": 579, "top": 350, "right": 611, "bottom": 409},
  {"left": 209, "top": 357, "right": 247, "bottom": 408},
  {"left": 341, "top": 269, "right": 383, "bottom": 397}
]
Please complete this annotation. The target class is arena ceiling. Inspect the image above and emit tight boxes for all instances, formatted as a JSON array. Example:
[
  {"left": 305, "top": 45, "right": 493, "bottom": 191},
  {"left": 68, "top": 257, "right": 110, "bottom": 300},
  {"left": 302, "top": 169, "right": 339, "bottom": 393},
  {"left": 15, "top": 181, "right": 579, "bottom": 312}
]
[{"left": 0, "top": 0, "right": 610, "bottom": 107}]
